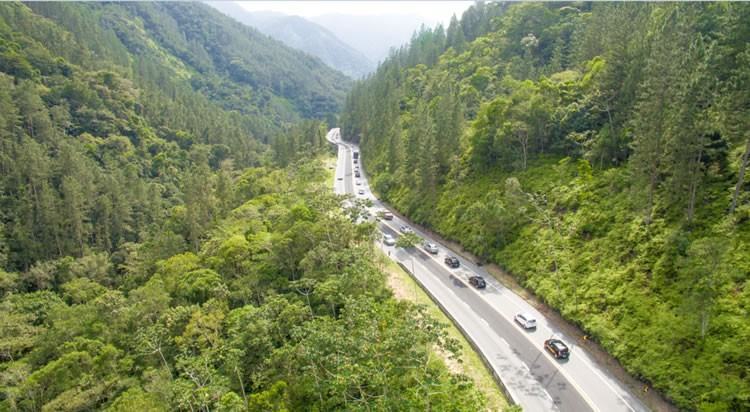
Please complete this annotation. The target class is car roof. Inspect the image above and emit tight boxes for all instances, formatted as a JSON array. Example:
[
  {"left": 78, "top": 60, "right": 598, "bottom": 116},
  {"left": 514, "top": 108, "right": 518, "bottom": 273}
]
[
  {"left": 549, "top": 339, "right": 568, "bottom": 349},
  {"left": 520, "top": 312, "right": 535, "bottom": 320}
]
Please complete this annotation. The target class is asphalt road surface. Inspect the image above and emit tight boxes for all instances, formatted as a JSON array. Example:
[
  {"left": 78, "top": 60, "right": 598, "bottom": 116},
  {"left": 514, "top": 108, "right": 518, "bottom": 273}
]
[{"left": 327, "top": 128, "right": 649, "bottom": 412}]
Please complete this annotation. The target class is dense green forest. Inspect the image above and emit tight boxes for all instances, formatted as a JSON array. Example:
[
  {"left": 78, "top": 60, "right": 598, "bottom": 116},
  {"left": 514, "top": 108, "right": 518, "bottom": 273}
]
[
  {"left": 0, "top": 2, "right": 486, "bottom": 410},
  {"left": 1, "top": 158, "right": 484, "bottom": 411},
  {"left": 342, "top": 2, "right": 750, "bottom": 410},
  {"left": 0, "top": 1, "right": 347, "bottom": 271}
]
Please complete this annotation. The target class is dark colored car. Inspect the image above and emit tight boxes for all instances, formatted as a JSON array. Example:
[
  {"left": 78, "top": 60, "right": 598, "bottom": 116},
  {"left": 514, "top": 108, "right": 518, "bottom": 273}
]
[
  {"left": 468, "top": 276, "right": 486, "bottom": 289},
  {"left": 544, "top": 339, "right": 570, "bottom": 359},
  {"left": 355, "top": 172, "right": 361, "bottom": 177},
  {"left": 444, "top": 256, "right": 460, "bottom": 268}
]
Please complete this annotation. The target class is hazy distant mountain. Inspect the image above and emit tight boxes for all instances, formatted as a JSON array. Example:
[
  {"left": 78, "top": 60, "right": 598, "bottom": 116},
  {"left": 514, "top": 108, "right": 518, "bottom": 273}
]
[
  {"left": 208, "top": 3, "right": 375, "bottom": 79},
  {"left": 310, "top": 13, "right": 432, "bottom": 63}
]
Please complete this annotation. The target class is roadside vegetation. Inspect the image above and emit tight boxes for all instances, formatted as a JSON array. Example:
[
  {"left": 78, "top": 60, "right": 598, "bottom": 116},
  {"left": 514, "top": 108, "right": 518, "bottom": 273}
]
[
  {"left": 380, "top": 252, "right": 511, "bottom": 411},
  {"left": 341, "top": 2, "right": 750, "bottom": 410},
  {"left": 0, "top": 3, "right": 488, "bottom": 410}
]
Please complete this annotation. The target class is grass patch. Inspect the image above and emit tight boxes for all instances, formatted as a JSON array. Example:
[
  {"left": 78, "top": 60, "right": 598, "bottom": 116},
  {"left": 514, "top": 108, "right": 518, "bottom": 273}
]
[{"left": 377, "top": 250, "right": 511, "bottom": 412}]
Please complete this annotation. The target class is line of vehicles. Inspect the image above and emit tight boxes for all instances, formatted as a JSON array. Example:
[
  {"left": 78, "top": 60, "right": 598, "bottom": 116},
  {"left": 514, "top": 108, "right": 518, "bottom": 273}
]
[
  {"left": 349, "top": 146, "right": 573, "bottom": 364},
  {"left": 380, "top": 216, "right": 571, "bottom": 359}
]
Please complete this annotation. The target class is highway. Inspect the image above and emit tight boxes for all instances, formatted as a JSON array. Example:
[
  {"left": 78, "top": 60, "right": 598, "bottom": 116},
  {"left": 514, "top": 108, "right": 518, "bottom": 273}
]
[{"left": 328, "top": 128, "right": 649, "bottom": 412}]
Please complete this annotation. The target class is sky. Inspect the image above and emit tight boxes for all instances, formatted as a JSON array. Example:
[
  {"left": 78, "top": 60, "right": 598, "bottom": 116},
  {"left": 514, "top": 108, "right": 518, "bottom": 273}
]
[{"left": 235, "top": 1, "right": 474, "bottom": 26}]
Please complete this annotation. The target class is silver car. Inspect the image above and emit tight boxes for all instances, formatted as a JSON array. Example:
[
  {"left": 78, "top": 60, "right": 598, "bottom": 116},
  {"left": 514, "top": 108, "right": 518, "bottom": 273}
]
[
  {"left": 383, "top": 234, "right": 396, "bottom": 246},
  {"left": 514, "top": 313, "right": 537, "bottom": 329},
  {"left": 423, "top": 242, "right": 439, "bottom": 254}
]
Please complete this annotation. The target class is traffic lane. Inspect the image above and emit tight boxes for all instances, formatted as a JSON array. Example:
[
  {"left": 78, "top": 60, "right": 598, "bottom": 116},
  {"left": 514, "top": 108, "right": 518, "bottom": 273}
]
[
  {"left": 378, "top": 223, "right": 592, "bottom": 412},
  {"left": 334, "top": 145, "right": 346, "bottom": 194},
  {"left": 344, "top": 147, "right": 353, "bottom": 195}
]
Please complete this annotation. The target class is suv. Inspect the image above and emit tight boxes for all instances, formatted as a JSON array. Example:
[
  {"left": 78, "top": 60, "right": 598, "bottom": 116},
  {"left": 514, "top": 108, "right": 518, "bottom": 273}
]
[
  {"left": 423, "top": 242, "right": 439, "bottom": 254},
  {"left": 383, "top": 234, "right": 396, "bottom": 246},
  {"left": 514, "top": 313, "right": 537, "bottom": 330},
  {"left": 444, "top": 256, "right": 460, "bottom": 268},
  {"left": 468, "top": 276, "right": 486, "bottom": 289},
  {"left": 544, "top": 339, "right": 570, "bottom": 359}
]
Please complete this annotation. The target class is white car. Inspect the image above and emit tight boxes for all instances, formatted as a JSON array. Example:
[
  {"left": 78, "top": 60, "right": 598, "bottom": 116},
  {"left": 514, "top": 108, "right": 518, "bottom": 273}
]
[
  {"left": 514, "top": 313, "right": 537, "bottom": 329},
  {"left": 355, "top": 180, "right": 361, "bottom": 185},
  {"left": 358, "top": 189, "right": 365, "bottom": 195},
  {"left": 423, "top": 242, "right": 439, "bottom": 254},
  {"left": 399, "top": 225, "right": 413, "bottom": 234},
  {"left": 383, "top": 234, "right": 396, "bottom": 246}
]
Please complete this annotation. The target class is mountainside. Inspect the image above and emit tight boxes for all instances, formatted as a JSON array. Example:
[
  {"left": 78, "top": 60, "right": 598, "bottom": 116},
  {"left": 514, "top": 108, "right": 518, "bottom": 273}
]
[
  {"left": 28, "top": 2, "right": 350, "bottom": 125},
  {"left": 310, "top": 13, "right": 433, "bottom": 64},
  {"left": 342, "top": 2, "right": 750, "bottom": 411},
  {"left": 208, "top": 4, "right": 375, "bottom": 79},
  {"left": 0, "top": 2, "right": 485, "bottom": 411}
]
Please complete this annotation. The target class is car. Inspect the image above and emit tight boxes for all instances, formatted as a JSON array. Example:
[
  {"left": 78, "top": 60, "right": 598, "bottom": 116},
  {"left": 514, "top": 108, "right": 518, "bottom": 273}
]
[
  {"left": 383, "top": 234, "right": 396, "bottom": 246},
  {"left": 399, "top": 225, "right": 413, "bottom": 234},
  {"left": 468, "top": 276, "right": 486, "bottom": 289},
  {"left": 514, "top": 313, "right": 537, "bottom": 329},
  {"left": 423, "top": 242, "right": 439, "bottom": 254},
  {"left": 382, "top": 211, "right": 394, "bottom": 220},
  {"left": 355, "top": 172, "right": 361, "bottom": 178},
  {"left": 337, "top": 177, "right": 343, "bottom": 180},
  {"left": 358, "top": 189, "right": 365, "bottom": 195},
  {"left": 544, "top": 339, "right": 570, "bottom": 359},
  {"left": 356, "top": 180, "right": 361, "bottom": 185},
  {"left": 444, "top": 256, "right": 460, "bottom": 268}
]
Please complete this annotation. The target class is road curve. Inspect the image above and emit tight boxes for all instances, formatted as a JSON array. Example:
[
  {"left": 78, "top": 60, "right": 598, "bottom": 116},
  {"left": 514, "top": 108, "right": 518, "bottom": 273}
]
[{"left": 327, "top": 128, "right": 649, "bottom": 412}]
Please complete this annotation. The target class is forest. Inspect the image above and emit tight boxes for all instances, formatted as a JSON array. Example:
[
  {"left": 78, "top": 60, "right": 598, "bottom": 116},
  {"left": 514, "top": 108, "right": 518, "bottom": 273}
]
[
  {"left": 342, "top": 2, "right": 750, "bottom": 411},
  {"left": 0, "top": 2, "right": 490, "bottom": 410}
]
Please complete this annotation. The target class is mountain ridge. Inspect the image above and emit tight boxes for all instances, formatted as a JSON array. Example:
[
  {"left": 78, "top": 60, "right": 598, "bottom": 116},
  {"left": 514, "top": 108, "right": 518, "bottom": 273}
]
[{"left": 207, "top": 2, "right": 375, "bottom": 79}]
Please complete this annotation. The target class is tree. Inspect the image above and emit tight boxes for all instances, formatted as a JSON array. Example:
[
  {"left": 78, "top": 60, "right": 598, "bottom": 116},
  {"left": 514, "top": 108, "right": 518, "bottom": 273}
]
[{"left": 678, "top": 237, "right": 729, "bottom": 339}]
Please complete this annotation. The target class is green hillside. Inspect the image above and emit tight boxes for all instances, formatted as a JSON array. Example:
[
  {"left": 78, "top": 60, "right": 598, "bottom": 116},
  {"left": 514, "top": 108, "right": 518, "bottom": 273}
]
[
  {"left": 342, "top": 2, "right": 750, "bottom": 410},
  {"left": 0, "top": 2, "right": 485, "bottom": 411},
  {"left": 0, "top": 1, "right": 348, "bottom": 271}
]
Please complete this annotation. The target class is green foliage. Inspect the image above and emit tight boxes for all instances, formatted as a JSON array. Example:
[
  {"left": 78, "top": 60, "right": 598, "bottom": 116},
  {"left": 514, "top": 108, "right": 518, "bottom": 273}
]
[
  {"left": 342, "top": 2, "right": 750, "bottom": 410},
  {"left": 0, "top": 3, "right": 481, "bottom": 410},
  {"left": 0, "top": 159, "right": 484, "bottom": 411}
]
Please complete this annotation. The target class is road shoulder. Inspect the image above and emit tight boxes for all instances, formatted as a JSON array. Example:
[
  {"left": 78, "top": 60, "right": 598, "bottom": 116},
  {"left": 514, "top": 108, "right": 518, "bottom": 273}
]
[{"left": 378, "top": 249, "right": 512, "bottom": 412}]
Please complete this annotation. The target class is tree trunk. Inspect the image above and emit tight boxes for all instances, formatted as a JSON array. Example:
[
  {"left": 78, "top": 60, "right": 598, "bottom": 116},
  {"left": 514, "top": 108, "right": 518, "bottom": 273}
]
[
  {"left": 687, "top": 146, "right": 704, "bottom": 223},
  {"left": 730, "top": 137, "right": 750, "bottom": 213}
]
